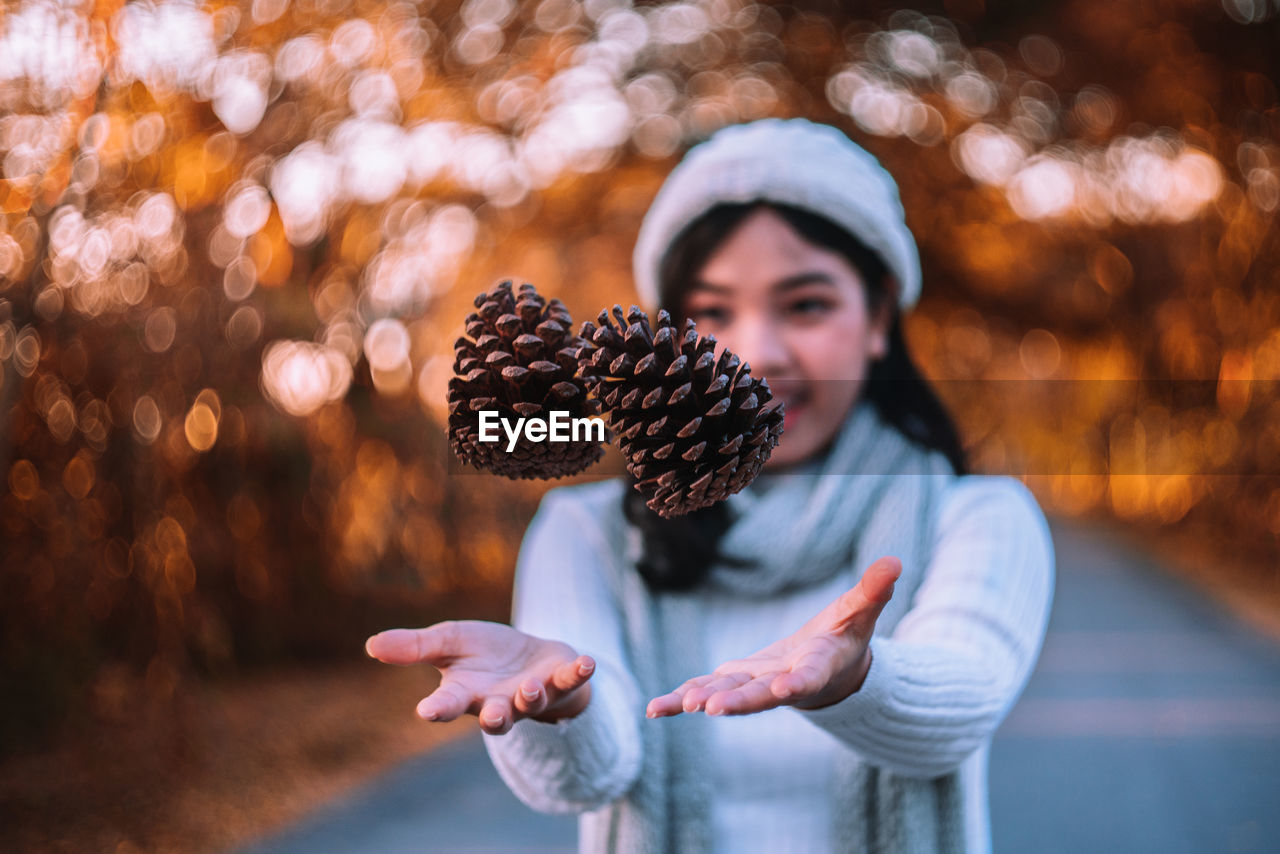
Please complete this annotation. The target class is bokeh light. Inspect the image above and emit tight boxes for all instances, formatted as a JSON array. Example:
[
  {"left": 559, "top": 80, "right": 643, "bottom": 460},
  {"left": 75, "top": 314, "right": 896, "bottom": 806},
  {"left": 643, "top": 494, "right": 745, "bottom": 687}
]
[{"left": 260, "top": 339, "right": 353, "bottom": 417}]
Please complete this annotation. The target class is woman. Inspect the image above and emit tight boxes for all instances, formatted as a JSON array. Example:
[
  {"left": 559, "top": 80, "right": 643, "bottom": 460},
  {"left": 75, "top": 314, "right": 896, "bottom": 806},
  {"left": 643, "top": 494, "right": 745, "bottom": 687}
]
[{"left": 365, "top": 119, "right": 1054, "bottom": 854}]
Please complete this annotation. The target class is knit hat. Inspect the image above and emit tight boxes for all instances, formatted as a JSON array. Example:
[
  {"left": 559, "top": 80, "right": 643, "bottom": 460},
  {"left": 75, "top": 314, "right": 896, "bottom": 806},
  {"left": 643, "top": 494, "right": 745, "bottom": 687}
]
[{"left": 632, "top": 118, "right": 922, "bottom": 311}]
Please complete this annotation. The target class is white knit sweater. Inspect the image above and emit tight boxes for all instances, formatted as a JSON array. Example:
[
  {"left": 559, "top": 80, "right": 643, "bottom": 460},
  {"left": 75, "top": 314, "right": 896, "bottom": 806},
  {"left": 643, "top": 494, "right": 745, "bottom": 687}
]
[{"left": 482, "top": 475, "right": 1054, "bottom": 853}]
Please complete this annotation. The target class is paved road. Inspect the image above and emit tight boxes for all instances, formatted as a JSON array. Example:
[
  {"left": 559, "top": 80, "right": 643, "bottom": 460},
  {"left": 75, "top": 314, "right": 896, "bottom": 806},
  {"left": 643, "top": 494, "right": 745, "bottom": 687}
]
[{"left": 239, "top": 521, "right": 1280, "bottom": 854}]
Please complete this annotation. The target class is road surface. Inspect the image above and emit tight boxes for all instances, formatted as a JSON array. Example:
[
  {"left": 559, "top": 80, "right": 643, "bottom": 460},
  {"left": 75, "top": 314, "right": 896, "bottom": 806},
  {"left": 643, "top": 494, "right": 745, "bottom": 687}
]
[{"left": 238, "top": 521, "right": 1280, "bottom": 853}]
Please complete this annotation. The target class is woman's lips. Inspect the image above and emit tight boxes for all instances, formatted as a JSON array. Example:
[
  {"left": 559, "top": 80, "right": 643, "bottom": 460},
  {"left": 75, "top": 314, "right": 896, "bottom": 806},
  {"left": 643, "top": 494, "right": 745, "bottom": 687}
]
[
  {"left": 781, "top": 401, "right": 805, "bottom": 432},
  {"left": 770, "top": 389, "right": 808, "bottom": 432}
]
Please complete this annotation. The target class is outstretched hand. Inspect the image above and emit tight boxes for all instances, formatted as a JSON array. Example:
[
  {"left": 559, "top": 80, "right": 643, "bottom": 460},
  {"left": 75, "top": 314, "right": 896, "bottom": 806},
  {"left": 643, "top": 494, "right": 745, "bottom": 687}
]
[
  {"left": 365, "top": 620, "right": 596, "bottom": 736},
  {"left": 646, "top": 556, "right": 902, "bottom": 719}
]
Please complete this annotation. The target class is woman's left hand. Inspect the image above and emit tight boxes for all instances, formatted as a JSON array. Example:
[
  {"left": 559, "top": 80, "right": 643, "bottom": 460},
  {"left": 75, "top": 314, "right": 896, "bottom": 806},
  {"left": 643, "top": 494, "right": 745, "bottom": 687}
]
[{"left": 646, "top": 556, "right": 902, "bottom": 718}]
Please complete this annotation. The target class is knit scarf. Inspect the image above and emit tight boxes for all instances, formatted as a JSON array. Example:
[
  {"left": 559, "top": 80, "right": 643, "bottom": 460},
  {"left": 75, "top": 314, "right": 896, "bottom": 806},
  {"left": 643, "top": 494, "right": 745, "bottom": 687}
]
[{"left": 584, "top": 401, "right": 961, "bottom": 854}]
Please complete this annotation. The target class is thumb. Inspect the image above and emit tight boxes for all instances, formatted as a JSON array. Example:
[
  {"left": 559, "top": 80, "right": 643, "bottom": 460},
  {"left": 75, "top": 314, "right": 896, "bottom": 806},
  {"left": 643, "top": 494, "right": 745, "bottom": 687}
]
[
  {"left": 365, "top": 622, "right": 460, "bottom": 666},
  {"left": 832, "top": 556, "right": 902, "bottom": 635}
]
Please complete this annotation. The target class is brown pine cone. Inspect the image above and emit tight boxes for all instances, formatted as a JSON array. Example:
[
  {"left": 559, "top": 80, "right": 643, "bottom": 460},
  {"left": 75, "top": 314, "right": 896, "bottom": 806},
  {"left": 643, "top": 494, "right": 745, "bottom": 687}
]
[
  {"left": 576, "top": 305, "right": 784, "bottom": 518},
  {"left": 448, "top": 281, "right": 609, "bottom": 479}
]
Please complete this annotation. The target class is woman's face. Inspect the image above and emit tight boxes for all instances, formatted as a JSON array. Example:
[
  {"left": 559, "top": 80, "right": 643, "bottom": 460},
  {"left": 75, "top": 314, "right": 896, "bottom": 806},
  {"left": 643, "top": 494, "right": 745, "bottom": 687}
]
[{"left": 680, "top": 207, "right": 892, "bottom": 468}]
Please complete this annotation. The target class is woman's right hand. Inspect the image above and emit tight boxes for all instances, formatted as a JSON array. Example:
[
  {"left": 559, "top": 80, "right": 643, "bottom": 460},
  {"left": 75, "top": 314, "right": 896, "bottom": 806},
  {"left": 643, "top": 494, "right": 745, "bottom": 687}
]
[{"left": 364, "top": 621, "right": 596, "bottom": 736}]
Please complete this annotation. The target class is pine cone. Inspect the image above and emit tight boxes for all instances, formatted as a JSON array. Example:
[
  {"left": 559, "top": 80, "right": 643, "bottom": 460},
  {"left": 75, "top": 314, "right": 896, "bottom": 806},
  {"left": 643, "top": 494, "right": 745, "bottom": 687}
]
[
  {"left": 577, "top": 305, "right": 784, "bottom": 518},
  {"left": 448, "top": 281, "right": 609, "bottom": 479}
]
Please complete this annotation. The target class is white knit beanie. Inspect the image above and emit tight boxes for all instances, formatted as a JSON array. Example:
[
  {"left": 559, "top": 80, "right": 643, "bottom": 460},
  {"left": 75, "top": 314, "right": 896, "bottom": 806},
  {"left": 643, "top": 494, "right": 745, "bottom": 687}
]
[{"left": 632, "top": 118, "right": 922, "bottom": 311}]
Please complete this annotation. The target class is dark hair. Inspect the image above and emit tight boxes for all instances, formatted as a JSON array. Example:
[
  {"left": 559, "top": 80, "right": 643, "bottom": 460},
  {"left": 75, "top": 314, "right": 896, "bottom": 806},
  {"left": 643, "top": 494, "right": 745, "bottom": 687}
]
[{"left": 623, "top": 201, "right": 967, "bottom": 592}]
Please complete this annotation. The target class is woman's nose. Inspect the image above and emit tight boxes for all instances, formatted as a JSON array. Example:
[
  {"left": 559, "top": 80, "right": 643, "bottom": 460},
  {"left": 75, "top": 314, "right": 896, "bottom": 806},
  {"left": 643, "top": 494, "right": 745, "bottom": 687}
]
[{"left": 726, "top": 314, "right": 790, "bottom": 377}]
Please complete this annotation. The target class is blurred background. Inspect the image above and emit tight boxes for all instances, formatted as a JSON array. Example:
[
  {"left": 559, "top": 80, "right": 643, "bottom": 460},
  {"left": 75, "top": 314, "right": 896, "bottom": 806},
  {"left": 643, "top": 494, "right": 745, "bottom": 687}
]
[{"left": 1, "top": 0, "right": 1277, "bottom": 851}]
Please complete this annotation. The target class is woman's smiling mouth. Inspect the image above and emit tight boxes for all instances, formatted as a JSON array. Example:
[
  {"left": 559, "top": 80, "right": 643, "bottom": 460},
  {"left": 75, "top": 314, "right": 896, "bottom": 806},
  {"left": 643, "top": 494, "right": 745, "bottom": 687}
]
[{"left": 767, "top": 386, "right": 808, "bottom": 432}]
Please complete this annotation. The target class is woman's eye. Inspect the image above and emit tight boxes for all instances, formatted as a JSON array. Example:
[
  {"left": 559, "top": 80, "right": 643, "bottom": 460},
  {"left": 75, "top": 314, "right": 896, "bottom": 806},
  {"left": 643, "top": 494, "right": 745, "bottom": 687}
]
[
  {"left": 687, "top": 306, "right": 730, "bottom": 325},
  {"left": 787, "top": 298, "right": 833, "bottom": 317}
]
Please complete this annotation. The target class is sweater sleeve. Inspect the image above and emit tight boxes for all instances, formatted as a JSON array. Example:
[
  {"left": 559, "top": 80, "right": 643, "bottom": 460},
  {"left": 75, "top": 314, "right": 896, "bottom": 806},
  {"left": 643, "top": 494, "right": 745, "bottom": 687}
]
[
  {"left": 793, "top": 476, "right": 1055, "bottom": 778},
  {"left": 481, "top": 486, "right": 644, "bottom": 814}
]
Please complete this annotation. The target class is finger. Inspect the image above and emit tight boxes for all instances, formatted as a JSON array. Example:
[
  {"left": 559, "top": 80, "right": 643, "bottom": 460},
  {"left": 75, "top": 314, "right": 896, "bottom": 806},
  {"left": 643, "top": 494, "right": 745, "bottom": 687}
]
[
  {"left": 682, "top": 672, "right": 752, "bottom": 713},
  {"left": 771, "top": 653, "right": 834, "bottom": 700},
  {"left": 513, "top": 678, "right": 549, "bottom": 718},
  {"left": 366, "top": 622, "right": 460, "bottom": 666},
  {"left": 416, "top": 680, "right": 471, "bottom": 722},
  {"left": 860, "top": 556, "right": 903, "bottom": 603},
  {"left": 478, "top": 695, "right": 516, "bottom": 735},
  {"left": 832, "top": 557, "right": 902, "bottom": 635},
  {"left": 646, "top": 691, "right": 685, "bottom": 718},
  {"left": 705, "top": 676, "right": 783, "bottom": 717},
  {"left": 549, "top": 655, "right": 595, "bottom": 694},
  {"left": 648, "top": 678, "right": 707, "bottom": 718},
  {"left": 647, "top": 674, "right": 715, "bottom": 718}
]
